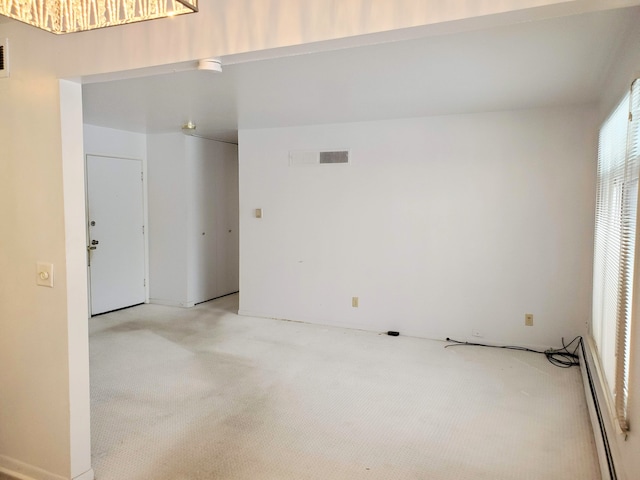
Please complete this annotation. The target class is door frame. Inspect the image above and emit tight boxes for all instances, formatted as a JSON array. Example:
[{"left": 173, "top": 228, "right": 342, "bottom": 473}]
[{"left": 84, "top": 153, "right": 150, "bottom": 314}]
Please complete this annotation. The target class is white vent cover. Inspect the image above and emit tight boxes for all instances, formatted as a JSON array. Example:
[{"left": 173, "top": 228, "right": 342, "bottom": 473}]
[
  {"left": 290, "top": 149, "right": 350, "bottom": 166},
  {"left": 0, "top": 39, "right": 8, "bottom": 78}
]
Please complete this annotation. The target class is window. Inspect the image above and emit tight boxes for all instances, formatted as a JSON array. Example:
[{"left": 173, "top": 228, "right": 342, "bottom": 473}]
[{"left": 592, "top": 79, "right": 640, "bottom": 433}]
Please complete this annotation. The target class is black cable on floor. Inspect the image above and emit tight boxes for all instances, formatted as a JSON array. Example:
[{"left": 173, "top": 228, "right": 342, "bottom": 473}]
[{"left": 444, "top": 336, "right": 582, "bottom": 368}]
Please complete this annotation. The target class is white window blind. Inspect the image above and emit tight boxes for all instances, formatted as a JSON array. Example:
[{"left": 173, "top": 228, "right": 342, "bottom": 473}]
[{"left": 592, "top": 79, "right": 640, "bottom": 433}]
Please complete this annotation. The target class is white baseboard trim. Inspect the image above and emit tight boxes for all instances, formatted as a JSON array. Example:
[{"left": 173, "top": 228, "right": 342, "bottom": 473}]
[
  {"left": 0, "top": 466, "right": 34, "bottom": 480},
  {"left": 0, "top": 455, "right": 68, "bottom": 480},
  {"left": 72, "top": 468, "right": 94, "bottom": 480},
  {"left": 148, "top": 298, "right": 191, "bottom": 308},
  {"left": 237, "top": 309, "right": 273, "bottom": 319},
  {"left": 578, "top": 338, "right": 621, "bottom": 480}
]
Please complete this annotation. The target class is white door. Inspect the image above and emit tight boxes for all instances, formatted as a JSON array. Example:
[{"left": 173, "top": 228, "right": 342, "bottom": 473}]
[{"left": 87, "top": 155, "right": 146, "bottom": 315}]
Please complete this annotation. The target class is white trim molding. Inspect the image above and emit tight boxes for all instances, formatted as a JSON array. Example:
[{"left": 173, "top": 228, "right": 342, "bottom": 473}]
[{"left": 0, "top": 455, "right": 94, "bottom": 480}]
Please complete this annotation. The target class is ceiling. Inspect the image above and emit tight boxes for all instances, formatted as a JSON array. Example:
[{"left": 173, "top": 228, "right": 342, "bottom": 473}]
[{"left": 82, "top": 7, "right": 638, "bottom": 144}]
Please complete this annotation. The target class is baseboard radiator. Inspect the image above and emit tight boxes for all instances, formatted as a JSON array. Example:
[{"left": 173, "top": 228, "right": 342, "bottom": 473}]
[{"left": 579, "top": 338, "right": 619, "bottom": 480}]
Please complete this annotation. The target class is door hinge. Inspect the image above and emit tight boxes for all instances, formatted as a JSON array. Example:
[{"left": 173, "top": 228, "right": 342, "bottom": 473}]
[
  {"left": 141, "top": 172, "right": 144, "bottom": 181},
  {"left": 142, "top": 225, "right": 145, "bottom": 234},
  {"left": 144, "top": 279, "right": 146, "bottom": 287},
  {"left": 630, "top": 112, "right": 633, "bottom": 122}
]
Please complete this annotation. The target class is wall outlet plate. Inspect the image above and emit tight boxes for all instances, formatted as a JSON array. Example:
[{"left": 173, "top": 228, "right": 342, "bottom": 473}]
[{"left": 525, "top": 314, "right": 534, "bottom": 326}]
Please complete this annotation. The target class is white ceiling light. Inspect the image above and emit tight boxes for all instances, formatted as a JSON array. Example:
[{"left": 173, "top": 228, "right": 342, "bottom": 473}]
[
  {"left": 181, "top": 121, "right": 197, "bottom": 134},
  {"left": 0, "top": 0, "right": 198, "bottom": 34}
]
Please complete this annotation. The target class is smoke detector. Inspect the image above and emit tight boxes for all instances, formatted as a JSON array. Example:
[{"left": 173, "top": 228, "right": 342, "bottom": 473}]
[{"left": 197, "top": 58, "right": 222, "bottom": 72}]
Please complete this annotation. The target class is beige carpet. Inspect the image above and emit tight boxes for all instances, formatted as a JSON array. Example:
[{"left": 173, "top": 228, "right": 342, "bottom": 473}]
[{"left": 89, "top": 294, "right": 600, "bottom": 479}]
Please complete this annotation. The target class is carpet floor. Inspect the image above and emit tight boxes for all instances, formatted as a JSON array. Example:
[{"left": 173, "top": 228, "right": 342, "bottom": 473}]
[{"left": 89, "top": 294, "right": 600, "bottom": 479}]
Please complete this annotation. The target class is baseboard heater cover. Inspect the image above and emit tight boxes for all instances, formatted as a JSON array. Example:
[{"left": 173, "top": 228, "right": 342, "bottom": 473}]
[{"left": 579, "top": 338, "right": 618, "bottom": 480}]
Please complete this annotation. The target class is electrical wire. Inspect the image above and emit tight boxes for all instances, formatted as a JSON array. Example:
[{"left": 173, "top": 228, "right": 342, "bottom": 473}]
[
  {"left": 545, "top": 336, "right": 582, "bottom": 368},
  {"left": 444, "top": 336, "right": 582, "bottom": 368}
]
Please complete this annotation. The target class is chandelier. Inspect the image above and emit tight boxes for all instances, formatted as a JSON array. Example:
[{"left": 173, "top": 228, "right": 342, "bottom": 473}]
[{"left": 0, "top": 0, "right": 198, "bottom": 34}]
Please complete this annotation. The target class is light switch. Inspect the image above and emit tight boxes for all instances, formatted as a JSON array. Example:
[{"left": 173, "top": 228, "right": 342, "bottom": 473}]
[
  {"left": 36, "top": 262, "right": 54, "bottom": 288},
  {"left": 255, "top": 208, "right": 263, "bottom": 219}
]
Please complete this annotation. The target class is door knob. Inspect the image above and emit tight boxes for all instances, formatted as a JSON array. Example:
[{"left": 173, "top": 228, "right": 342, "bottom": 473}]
[{"left": 91, "top": 240, "right": 99, "bottom": 245}]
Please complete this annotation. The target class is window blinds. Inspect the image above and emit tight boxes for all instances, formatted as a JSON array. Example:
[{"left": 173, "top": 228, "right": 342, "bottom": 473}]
[{"left": 592, "top": 79, "right": 640, "bottom": 433}]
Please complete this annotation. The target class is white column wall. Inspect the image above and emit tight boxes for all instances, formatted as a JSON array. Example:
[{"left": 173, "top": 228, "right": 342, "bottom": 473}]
[
  {"left": 147, "top": 133, "right": 189, "bottom": 306},
  {"left": 61, "top": 83, "right": 94, "bottom": 480},
  {"left": 0, "top": 30, "right": 73, "bottom": 478}
]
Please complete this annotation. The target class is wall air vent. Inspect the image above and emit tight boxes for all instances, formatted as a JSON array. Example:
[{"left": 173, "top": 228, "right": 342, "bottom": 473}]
[
  {"left": 0, "top": 39, "right": 8, "bottom": 78},
  {"left": 290, "top": 149, "right": 350, "bottom": 166}
]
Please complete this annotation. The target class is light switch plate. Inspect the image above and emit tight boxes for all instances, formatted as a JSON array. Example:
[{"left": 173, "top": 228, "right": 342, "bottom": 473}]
[{"left": 36, "top": 262, "right": 54, "bottom": 288}]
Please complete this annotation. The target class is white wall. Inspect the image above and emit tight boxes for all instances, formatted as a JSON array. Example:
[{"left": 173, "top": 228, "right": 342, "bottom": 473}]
[
  {"left": 148, "top": 134, "right": 238, "bottom": 307},
  {"left": 239, "top": 106, "right": 598, "bottom": 348},
  {"left": 595, "top": 18, "right": 640, "bottom": 480},
  {"left": 0, "top": 53, "right": 74, "bottom": 478},
  {"left": 147, "top": 133, "right": 189, "bottom": 306},
  {"left": 0, "top": 1, "right": 631, "bottom": 478},
  {"left": 61, "top": 81, "right": 93, "bottom": 480},
  {"left": 83, "top": 124, "right": 147, "bottom": 160}
]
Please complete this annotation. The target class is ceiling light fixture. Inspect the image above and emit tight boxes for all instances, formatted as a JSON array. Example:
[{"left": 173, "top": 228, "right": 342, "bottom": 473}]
[
  {"left": 182, "top": 121, "right": 197, "bottom": 134},
  {"left": 0, "top": 0, "right": 198, "bottom": 34}
]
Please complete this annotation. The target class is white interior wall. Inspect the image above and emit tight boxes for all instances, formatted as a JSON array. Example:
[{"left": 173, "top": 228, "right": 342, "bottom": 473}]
[
  {"left": 595, "top": 21, "right": 640, "bottom": 480},
  {"left": 83, "top": 124, "right": 147, "bottom": 160},
  {"left": 61, "top": 81, "right": 93, "bottom": 480},
  {"left": 0, "top": 1, "right": 632, "bottom": 478},
  {"left": 0, "top": 43, "right": 73, "bottom": 478},
  {"left": 239, "top": 105, "right": 598, "bottom": 349},
  {"left": 147, "top": 133, "right": 189, "bottom": 306},
  {"left": 51, "top": 0, "right": 630, "bottom": 80}
]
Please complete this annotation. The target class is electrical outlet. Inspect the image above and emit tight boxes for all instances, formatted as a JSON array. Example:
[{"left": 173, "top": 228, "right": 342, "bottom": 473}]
[
  {"left": 352, "top": 297, "right": 359, "bottom": 308},
  {"left": 525, "top": 314, "right": 534, "bottom": 327}
]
